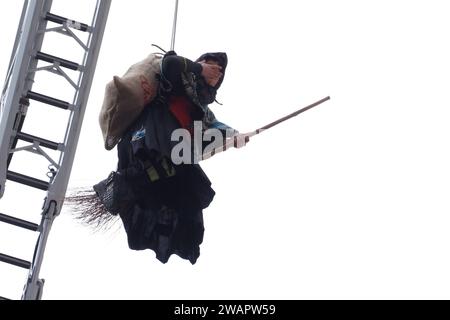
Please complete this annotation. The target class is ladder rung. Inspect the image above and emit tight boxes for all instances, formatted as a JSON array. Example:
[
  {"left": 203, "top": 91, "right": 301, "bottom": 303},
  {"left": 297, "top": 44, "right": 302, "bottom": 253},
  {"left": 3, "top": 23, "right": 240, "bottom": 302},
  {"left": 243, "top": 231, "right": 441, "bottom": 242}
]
[
  {"left": 0, "top": 253, "right": 31, "bottom": 270},
  {"left": 45, "top": 12, "right": 89, "bottom": 32},
  {"left": 16, "top": 132, "right": 61, "bottom": 151},
  {"left": 0, "top": 213, "right": 39, "bottom": 232},
  {"left": 36, "top": 51, "right": 80, "bottom": 71},
  {"left": 7, "top": 171, "right": 49, "bottom": 191},
  {"left": 26, "top": 91, "right": 70, "bottom": 110}
]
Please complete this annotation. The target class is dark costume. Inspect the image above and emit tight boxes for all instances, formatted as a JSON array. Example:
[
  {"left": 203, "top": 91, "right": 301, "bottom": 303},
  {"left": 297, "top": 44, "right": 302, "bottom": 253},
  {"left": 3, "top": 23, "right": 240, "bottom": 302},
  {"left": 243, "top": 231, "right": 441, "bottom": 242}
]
[{"left": 115, "top": 51, "right": 233, "bottom": 264}]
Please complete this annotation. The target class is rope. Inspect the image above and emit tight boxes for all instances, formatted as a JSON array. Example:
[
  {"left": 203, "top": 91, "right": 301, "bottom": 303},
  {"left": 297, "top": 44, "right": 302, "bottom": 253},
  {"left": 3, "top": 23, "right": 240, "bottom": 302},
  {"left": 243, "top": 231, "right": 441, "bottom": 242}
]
[
  {"left": 170, "top": 0, "right": 179, "bottom": 51},
  {"left": 151, "top": 43, "right": 167, "bottom": 54}
]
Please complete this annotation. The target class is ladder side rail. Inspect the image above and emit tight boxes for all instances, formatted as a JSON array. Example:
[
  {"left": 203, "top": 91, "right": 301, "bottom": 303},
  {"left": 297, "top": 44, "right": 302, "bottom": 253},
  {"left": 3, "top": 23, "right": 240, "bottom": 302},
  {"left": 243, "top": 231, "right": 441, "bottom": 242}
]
[
  {"left": 2, "top": 0, "right": 29, "bottom": 87},
  {"left": 21, "top": 0, "right": 112, "bottom": 300},
  {"left": 51, "top": 0, "right": 112, "bottom": 207},
  {"left": 0, "top": 0, "right": 53, "bottom": 198}
]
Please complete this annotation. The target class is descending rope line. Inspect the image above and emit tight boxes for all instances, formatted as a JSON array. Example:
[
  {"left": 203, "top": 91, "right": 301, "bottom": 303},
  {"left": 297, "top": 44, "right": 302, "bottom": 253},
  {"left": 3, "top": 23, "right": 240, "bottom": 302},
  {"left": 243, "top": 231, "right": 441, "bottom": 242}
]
[
  {"left": 151, "top": 43, "right": 167, "bottom": 54},
  {"left": 170, "top": 0, "right": 179, "bottom": 51}
]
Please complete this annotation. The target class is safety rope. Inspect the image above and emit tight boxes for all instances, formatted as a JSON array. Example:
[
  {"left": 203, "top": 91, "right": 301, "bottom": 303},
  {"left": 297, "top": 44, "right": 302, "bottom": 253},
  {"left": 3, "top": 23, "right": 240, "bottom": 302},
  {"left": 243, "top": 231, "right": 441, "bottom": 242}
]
[
  {"left": 151, "top": 43, "right": 167, "bottom": 54},
  {"left": 170, "top": 0, "right": 179, "bottom": 51}
]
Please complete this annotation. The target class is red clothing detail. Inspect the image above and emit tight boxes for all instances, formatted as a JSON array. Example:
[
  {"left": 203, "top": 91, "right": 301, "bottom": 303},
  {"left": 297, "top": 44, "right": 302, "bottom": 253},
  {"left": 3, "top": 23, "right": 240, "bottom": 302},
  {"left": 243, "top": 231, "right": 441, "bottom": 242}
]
[{"left": 169, "top": 96, "right": 194, "bottom": 132}]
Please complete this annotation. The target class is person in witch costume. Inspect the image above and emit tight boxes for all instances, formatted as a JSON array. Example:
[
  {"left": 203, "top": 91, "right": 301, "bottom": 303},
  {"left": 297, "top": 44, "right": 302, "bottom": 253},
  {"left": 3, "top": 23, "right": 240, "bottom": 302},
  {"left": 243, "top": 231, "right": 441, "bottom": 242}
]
[{"left": 107, "top": 51, "right": 245, "bottom": 264}]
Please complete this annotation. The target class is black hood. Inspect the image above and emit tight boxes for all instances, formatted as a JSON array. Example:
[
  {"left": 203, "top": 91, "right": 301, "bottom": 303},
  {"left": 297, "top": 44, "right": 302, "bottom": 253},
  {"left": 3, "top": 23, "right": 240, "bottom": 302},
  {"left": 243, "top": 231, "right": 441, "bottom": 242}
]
[{"left": 194, "top": 52, "right": 227, "bottom": 105}]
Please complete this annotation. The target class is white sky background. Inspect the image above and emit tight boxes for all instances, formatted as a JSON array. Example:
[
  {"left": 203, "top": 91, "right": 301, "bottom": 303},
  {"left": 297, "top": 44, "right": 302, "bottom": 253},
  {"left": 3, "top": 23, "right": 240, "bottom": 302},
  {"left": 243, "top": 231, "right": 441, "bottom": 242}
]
[{"left": 0, "top": 0, "right": 449, "bottom": 300}]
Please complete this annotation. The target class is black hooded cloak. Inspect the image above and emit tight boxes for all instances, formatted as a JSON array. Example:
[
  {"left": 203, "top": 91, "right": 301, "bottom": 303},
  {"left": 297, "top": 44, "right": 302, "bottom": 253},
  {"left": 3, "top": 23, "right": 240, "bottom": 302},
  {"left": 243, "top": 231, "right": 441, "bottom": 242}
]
[{"left": 116, "top": 51, "right": 230, "bottom": 264}]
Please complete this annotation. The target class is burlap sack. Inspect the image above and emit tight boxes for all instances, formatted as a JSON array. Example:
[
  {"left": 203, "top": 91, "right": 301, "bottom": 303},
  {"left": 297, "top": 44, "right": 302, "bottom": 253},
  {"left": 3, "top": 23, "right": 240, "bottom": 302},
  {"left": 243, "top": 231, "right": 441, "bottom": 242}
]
[{"left": 99, "top": 54, "right": 162, "bottom": 150}]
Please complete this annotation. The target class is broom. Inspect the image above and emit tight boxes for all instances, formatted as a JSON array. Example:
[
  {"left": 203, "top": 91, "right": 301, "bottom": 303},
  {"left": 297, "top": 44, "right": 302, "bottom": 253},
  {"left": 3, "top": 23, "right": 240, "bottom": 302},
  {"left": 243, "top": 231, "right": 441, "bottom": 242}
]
[{"left": 66, "top": 96, "right": 331, "bottom": 229}]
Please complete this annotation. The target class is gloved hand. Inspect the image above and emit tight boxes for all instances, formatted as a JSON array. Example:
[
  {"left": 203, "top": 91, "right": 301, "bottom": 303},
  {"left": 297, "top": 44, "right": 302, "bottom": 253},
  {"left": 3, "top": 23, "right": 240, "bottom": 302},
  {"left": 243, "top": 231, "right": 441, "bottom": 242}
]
[{"left": 230, "top": 133, "right": 250, "bottom": 149}]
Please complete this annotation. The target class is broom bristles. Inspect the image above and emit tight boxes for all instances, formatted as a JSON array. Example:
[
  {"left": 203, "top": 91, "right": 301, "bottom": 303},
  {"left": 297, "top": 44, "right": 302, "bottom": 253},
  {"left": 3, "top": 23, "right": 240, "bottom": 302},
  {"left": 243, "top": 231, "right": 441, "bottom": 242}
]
[{"left": 65, "top": 187, "right": 119, "bottom": 231}]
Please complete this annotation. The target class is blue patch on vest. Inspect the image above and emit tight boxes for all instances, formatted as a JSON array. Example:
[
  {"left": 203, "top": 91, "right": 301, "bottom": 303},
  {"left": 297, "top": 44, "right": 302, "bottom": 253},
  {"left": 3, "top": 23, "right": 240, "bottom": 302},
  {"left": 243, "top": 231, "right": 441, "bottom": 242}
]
[{"left": 132, "top": 127, "right": 146, "bottom": 142}]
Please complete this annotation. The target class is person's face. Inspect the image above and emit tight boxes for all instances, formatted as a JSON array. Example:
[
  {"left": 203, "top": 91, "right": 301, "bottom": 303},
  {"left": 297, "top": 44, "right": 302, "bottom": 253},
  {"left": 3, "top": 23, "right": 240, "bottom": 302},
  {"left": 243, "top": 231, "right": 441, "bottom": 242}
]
[
  {"left": 206, "top": 60, "right": 221, "bottom": 87},
  {"left": 199, "top": 59, "right": 222, "bottom": 87}
]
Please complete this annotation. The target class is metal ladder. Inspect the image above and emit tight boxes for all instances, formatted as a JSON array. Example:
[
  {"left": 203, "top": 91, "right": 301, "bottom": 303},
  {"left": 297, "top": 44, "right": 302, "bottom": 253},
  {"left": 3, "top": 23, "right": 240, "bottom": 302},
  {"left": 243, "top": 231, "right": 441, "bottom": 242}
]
[{"left": 0, "top": 0, "right": 111, "bottom": 300}]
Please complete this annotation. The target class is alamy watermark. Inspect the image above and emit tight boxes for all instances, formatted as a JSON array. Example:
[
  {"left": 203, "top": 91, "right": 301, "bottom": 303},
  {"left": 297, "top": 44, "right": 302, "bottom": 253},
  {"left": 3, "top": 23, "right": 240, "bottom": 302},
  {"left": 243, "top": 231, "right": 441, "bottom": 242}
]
[{"left": 170, "top": 121, "right": 251, "bottom": 164}]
